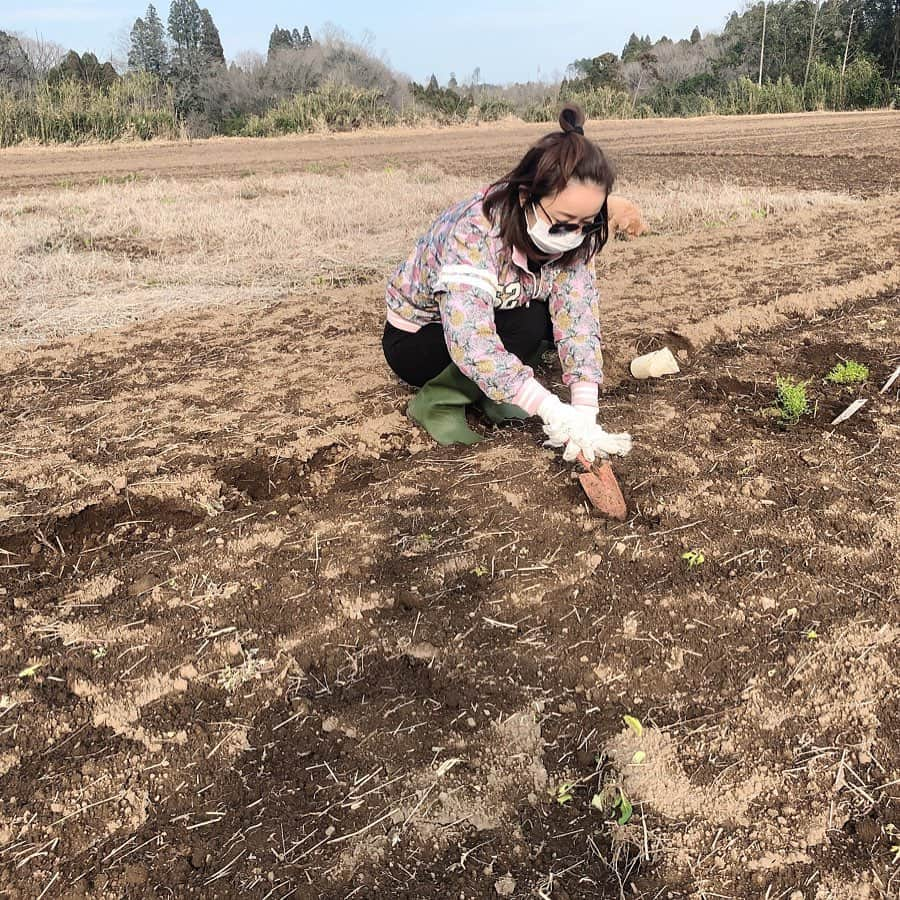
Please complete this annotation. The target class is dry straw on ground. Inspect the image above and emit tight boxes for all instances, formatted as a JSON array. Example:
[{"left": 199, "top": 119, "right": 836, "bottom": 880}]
[{"left": 1, "top": 165, "right": 863, "bottom": 346}]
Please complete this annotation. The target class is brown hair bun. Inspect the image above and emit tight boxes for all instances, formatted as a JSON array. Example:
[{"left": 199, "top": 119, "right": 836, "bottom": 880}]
[{"left": 559, "top": 103, "right": 585, "bottom": 136}]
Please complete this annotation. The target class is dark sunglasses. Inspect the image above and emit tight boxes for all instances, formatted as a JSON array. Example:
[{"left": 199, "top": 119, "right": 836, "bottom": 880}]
[{"left": 537, "top": 199, "right": 606, "bottom": 236}]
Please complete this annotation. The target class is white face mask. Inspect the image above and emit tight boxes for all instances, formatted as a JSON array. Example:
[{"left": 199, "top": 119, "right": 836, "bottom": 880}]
[{"left": 526, "top": 203, "right": 586, "bottom": 254}]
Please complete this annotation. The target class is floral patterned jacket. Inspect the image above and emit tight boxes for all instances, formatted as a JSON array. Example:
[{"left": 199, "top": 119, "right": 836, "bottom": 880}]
[{"left": 385, "top": 187, "right": 604, "bottom": 414}]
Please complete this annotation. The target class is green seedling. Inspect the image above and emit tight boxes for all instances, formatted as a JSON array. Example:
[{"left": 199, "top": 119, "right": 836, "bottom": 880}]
[
  {"left": 623, "top": 715, "right": 643, "bottom": 738},
  {"left": 682, "top": 549, "right": 705, "bottom": 569},
  {"left": 556, "top": 780, "right": 577, "bottom": 805},
  {"left": 471, "top": 565, "right": 488, "bottom": 577},
  {"left": 774, "top": 376, "right": 810, "bottom": 425},
  {"left": 826, "top": 360, "right": 869, "bottom": 385},
  {"left": 591, "top": 785, "right": 633, "bottom": 825},
  {"left": 615, "top": 791, "right": 634, "bottom": 825},
  {"left": 18, "top": 662, "right": 43, "bottom": 678},
  {"left": 556, "top": 766, "right": 606, "bottom": 807}
]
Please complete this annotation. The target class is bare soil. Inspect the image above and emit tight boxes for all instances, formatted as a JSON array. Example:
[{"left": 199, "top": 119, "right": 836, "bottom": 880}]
[
  {"left": 1, "top": 112, "right": 899, "bottom": 899},
  {"left": 2, "top": 110, "right": 898, "bottom": 197}
]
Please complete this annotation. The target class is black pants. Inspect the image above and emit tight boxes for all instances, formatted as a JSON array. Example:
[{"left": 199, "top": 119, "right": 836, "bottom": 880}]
[{"left": 383, "top": 301, "right": 553, "bottom": 387}]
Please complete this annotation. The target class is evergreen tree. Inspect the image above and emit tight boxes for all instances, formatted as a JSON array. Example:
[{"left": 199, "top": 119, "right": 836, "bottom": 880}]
[
  {"left": 861, "top": 0, "right": 900, "bottom": 81},
  {"left": 448, "top": 71, "right": 458, "bottom": 89},
  {"left": 199, "top": 8, "right": 225, "bottom": 65},
  {"left": 50, "top": 49, "right": 82, "bottom": 83},
  {"left": 99, "top": 60, "right": 119, "bottom": 86},
  {"left": 128, "top": 16, "right": 149, "bottom": 72},
  {"left": 128, "top": 3, "right": 168, "bottom": 76},
  {"left": 267, "top": 25, "right": 294, "bottom": 59},
  {"left": 690, "top": 26, "right": 702, "bottom": 43},
  {"left": 168, "top": 0, "right": 204, "bottom": 115},
  {"left": 302, "top": 25, "right": 313, "bottom": 47},
  {"left": 145, "top": 4, "right": 169, "bottom": 75},
  {"left": 291, "top": 28, "right": 302, "bottom": 48},
  {"left": 622, "top": 32, "right": 640, "bottom": 61},
  {"left": 169, "top": 0, "right": 202, "bottom": 64},
  {"left": 48, "top": 50, "right": 118, "bottom": 88},
  {"left": 427, "top": 73, "right": 439, "bottom": 91},
  {"left": 622, "top": 32, "right": 653, "bottom": 62}
]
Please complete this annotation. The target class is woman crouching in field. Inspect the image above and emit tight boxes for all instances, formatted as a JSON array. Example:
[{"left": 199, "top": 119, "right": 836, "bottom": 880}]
[{"left": 381, "top": 103, "right": 632, "bottom": 464}]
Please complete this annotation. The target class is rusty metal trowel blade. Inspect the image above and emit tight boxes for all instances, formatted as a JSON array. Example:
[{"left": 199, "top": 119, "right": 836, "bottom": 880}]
[{"left": 576, "top": 455, "right": 627, "bottom": 521}]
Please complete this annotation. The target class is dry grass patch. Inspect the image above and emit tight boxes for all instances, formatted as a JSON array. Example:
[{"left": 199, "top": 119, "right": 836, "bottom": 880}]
[
  {"left": 0, "top": 165, "right": 480, "bottom": 345},
  {"left": 0, "top": 165, "right": 869, "bottom": 346},
  {"left": 617, "top": 177, "right": 863, "bottom": 234}
]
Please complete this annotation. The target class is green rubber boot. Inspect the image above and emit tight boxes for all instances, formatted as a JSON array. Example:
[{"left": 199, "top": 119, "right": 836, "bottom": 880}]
[
  {"left": 407, "top": 364, "right": 485, "bottom": 445},
  {"left": 476, "top": 396, "right": 530, "bottom": 424}
]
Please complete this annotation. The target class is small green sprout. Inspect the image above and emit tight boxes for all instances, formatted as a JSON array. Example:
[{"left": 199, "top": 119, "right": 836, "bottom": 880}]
[
  {"left": 556, "top": 780, "right": 576, "bottom": 805},
  {"left": 615, "top": 790, "right": 634, "bottom": 825},
  {"left": 806, "top": 629, "right": 818, "bottom": 641},
  {"left": 623, "top": 715, "right": 643, "bottom": 738},
  {"left": 471, "top": 565, "right": 488, "bottom": 577},
  {"left": 682, "top": 549, "right": 705, "bottom": 569},
  {"left": 591, "top": 785, "right": 634, "bottom": 824},
  {"left": 774, "top": 376, "right": 810, "bottom": 425},
  {"left": 826, "top": 360, "right": 869, "bottom": 385}
]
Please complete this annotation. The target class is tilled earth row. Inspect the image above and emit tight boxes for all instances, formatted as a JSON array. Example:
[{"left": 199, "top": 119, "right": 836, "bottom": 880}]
[{"left": 1, "top": 285, "right": 897, "bottom": 897}]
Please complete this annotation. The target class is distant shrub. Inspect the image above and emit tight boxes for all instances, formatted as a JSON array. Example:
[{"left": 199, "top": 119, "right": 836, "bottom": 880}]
[
  {"left": 0, "top": 73, "right": 176, "bottom": 146},
  {"left": 239, "top": 82, "right": 396, "bottom": 135}
]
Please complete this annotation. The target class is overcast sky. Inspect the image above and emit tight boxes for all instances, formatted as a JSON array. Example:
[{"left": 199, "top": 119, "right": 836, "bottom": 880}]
[{"left": 1, "top": 0, "right": 742, "bottom": 83}]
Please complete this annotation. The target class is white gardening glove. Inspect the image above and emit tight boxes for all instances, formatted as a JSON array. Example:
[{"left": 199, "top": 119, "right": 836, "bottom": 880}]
[
  {"left": 569, "top": 405, "right": 600, "bottom": 462},
  {"left": 537, "top": 395, "right": 633, "bottom": 464}
]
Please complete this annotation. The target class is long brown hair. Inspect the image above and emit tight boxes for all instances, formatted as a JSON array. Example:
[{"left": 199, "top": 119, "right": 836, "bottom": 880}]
[{"left": 482, "top": 103, "right": 616, "bottom": 267}]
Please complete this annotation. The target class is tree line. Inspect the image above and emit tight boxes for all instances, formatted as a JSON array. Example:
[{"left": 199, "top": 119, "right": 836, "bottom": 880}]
[
  {"left": 565, "top": 1, "right": 898, "bottom": 115},
  {"left": 0, "top": 0, "right": 897, "bottom": 146}
]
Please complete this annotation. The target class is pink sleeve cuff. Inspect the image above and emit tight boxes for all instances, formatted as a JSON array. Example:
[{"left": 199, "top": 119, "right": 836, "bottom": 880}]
[
  {"left": 512, "top": 377, "right": 553, "bottom": 416},
  {"left": 570, "top": 381, "right": 599, "bottom": 408}
]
